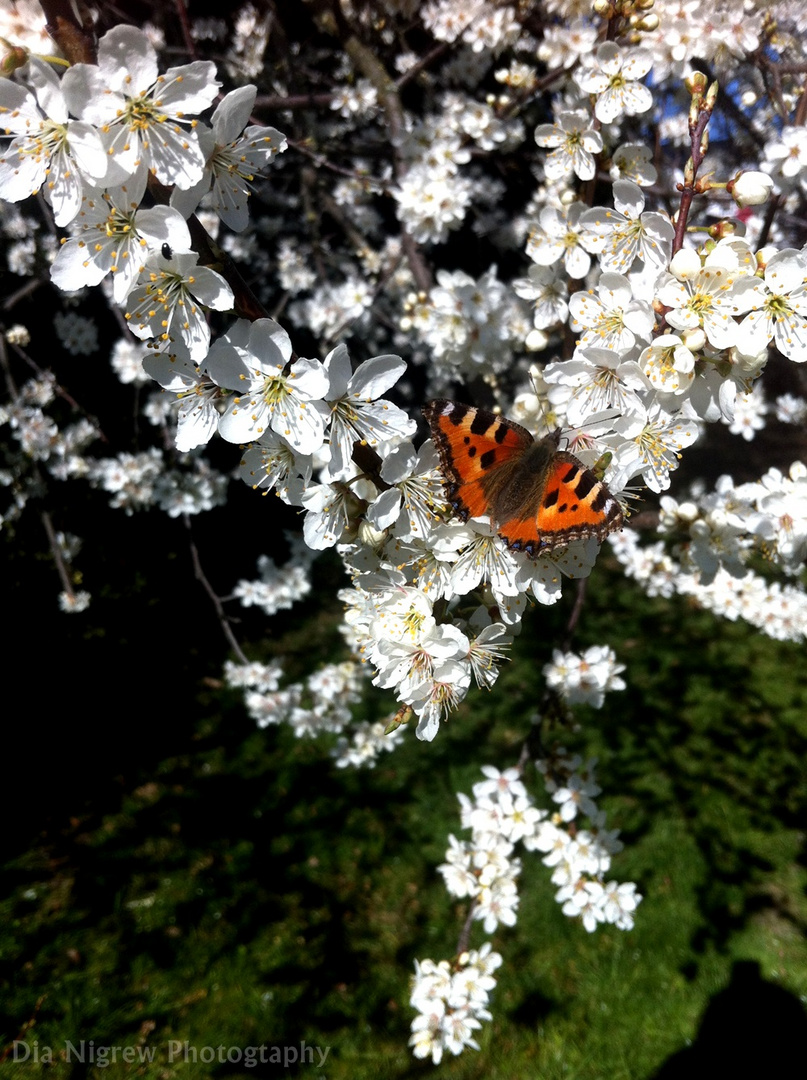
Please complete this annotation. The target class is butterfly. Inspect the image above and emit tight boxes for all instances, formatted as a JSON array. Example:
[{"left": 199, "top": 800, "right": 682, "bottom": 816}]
[{"left": 424, "top": 399, "right": 623, "bottom": 557}]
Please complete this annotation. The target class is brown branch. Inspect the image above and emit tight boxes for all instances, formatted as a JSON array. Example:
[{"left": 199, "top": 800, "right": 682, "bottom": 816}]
[
  {"left": 5, "top": 337, "right": 108, "bottom": 441},
  {"left": 756, "top": 191, "right": 782, "bottom": 251},
  {"left": 287, "top": 136, "right": 389, "bottom": 189},
  {"left": 0, "top": 998, "right": 46, "bottom": 1065},
  {"left": 0, "top": 334, "right": 87, "bottom": 602},
  {"left": 184, "top": 516, "right": 250, "bottom": 664},
  {"left": 756, "top": 50, "right": 790, "bottom": 124},
  {"left": 455, "top": 899, "right": 478, "bottom": 958},
  {"left": 562, "top": 577, "right": 588, "bottom": 653},
  {"left": 254, "top": 92, "right": 338, "bottom": 111},
  {"left": 39, "top": 505, "right": 77, "bottom": 596},
  {"left": 395, "top": 40, "right": 451, "bottom": 90},
  {"left": 38, "top": 0, "right": 96, "bottom": 63},
  {"left": 172, "top": 0, "right": 198, "bottom": 60},
  {"left": 758, "top": 57, "right": 807, "bottom": 75},
  {"left": 316, "top": 2, "right": 433, "bottom": 294},
  {"left": 795, "top": 79, "right": 807, "bottom": 128},
  {"left": 2, "top": 277, "right": 47, "bottom": 312},
  {"left": 672, "top": 105, "right": 713, "bottom": 255}
]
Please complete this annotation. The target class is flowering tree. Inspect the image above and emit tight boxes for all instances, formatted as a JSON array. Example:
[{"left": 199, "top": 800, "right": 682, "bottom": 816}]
[{"left": 1, "top": 0, "right": 806, "bottom": 1063}]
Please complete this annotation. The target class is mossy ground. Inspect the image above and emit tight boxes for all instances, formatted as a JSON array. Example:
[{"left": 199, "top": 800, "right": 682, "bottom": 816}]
[{"left": 2, "top": 546, "right": 806, "bottom": 1078}]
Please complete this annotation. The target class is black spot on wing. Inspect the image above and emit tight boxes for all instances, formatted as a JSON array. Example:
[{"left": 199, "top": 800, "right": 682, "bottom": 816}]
[
  {"left": 470, "top": 411, "right": 492, "bottom": 436},
  {"left": 480, "top": 449, "right": 497, "bottom": 470},
  {"left": 447, "top": 403, "right": 470, "bottom": 426},
  {"left": 573, "top": 471, "right": 597, "bottom": 500}
]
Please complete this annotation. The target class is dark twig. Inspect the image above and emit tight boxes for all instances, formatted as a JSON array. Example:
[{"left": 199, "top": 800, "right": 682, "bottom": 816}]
[
  {"left": 38, "top": 0, "right": 96, "bottom": 62},
  {"left": 672, "top": 79, "right": 716, "bottom": 255},
  {"left": 562, "top": 577, "right": 588, "bottom": 653},
  {"left": 173, "top": 0, "right": 198, "bottom": 60},
  {"left": 184, "top": 516, "right": 250, "bottom": 664},
  {"left": 455, "top": 899, "right": 479, "bottom": 958},
  {"left": 317, "top": 2, "right": 433, "bottom": 294}
]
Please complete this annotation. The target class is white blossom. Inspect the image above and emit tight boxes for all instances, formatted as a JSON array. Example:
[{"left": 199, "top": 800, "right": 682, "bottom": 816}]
[
  {"left": 205, "top": 318, "right": 329, "bottom": 453},
  {"left": 0, "top": 57, "right": 108, "bottom": 225},
  {"left": 170, "top": 85, "right": 287, "bottom": 231},
  {"left": 535, "top": 109, "right": 602, "bottom": 182},
  {"left": 574, "top": 43, "right": 653, "bottom": 124},
  {"left": 62, "top": 25, "right": 220, "bottom": 189}
]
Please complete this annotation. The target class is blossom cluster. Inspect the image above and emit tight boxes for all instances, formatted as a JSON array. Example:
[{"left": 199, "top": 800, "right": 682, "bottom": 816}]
[
  {"left": 413, "top": 761, "right": 641, "bottom": 1061},
  {"left": 223, "top": 656, "right": 406, "bottom": 767},
  {"left": 439, "top": 755, "right": 640, "bottom": 936},
  {"left": 3, "top": 12, "right": 804, "bottom": 740},
  {"left": 611, "top": 528, "right": 807, "bottom": 643},
  {"left": 409, "top": 944, "right": 502, "bottom": 1065},
  {"left": 232, "top": 540, "right": 316, "bottom": 616},
  {"left": 659, "top": 464, "right": 807, "bottom": 581},
  {"left": 543, "top": 644, "right": 627, "bottom": 708},
  {"left": 230, "top": 657, "right": 365, "bottom": 738},
  {"left": 597, "top": 457, "right": 807, "bottom": 644}
]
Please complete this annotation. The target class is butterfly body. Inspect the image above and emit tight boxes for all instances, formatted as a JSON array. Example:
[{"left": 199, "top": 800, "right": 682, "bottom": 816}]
[{"left": 424, "top": 399, "right": 623, "bottom": 557}]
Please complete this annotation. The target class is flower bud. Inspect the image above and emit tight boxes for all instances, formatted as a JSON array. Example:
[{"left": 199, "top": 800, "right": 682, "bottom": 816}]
[
  {"left": 526, "top": 328, "right": 549, "bottom": 351},
  {"left": 357, "top": 518, "right": 386, "bottom": 550},
  {"left": 681, "top": 326, "right": 706, "bottom": 352},
  {"left": 708, "top": 219, "right": 745, "bottom": 240},
  {"left": 730, "top": 345, "right": 769, "bottom": 376},
  {"left": 727, "top": 170, "right": 775, "bottom": 208},
  {"left": 0, "top": 42, "right": 28, "bottom": 76},
  {"left": 5, "top": 324, "right": 31, "bottom": 346},
  {"left": 685, "top": 72, "right": 708, "bottom": 96},
  {"left": 669, "top": 247, "right": 701, "bottom": 280},
  {"left": 755, "top": 245, "right": 777, "bottom": 269}
]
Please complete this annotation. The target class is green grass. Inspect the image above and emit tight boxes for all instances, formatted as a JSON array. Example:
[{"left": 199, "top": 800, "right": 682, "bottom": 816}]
[{"left": 2, "top": 562, "right": 807, "bottom": 1077}]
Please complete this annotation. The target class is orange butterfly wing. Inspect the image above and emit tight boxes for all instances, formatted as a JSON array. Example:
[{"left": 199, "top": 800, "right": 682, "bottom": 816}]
[
  {"left": 423, "top": 399, "right": 532, "bottom": 519},
  {"left": 425, "top": 399, "right": 623, "bottom": 557}
]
